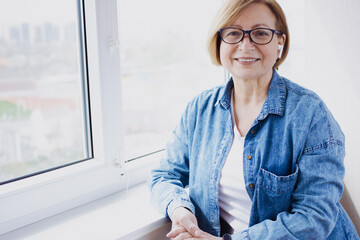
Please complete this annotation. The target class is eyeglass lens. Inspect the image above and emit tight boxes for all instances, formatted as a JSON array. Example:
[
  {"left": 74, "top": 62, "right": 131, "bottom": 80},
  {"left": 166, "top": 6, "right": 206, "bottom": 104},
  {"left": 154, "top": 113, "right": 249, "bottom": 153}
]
[{"left": 220, "top": 28, "right": 274, "bottom": 45}]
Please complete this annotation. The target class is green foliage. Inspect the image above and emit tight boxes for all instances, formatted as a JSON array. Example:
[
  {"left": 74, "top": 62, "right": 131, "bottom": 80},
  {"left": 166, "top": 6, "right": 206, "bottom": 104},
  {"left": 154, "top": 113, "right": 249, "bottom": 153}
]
[{"left": 0, "top": 100, "right": 32, "bottom": 120}]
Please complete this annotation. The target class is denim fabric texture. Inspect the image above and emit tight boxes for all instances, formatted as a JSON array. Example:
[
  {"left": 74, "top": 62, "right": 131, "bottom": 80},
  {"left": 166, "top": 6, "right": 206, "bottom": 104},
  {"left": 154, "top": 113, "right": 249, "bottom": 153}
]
[{"left": 149, "top": 70, "right": 359, "bottom": 240}]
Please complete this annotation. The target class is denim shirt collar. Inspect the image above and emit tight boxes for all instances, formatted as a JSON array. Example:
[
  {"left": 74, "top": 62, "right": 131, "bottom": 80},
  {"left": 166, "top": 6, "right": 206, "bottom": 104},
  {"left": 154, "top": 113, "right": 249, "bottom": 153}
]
[{"left": 216, "top": 69, "right": 286, "bottom": 119}]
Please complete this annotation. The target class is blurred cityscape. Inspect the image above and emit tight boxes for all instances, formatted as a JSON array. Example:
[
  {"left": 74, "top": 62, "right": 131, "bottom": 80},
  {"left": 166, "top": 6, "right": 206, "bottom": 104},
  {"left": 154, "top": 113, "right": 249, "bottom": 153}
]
[
  {"left": 0, "top": 21, "right": 88, "bottom": 182},
  {"left": 117, "top": 0, "right": 224, "bottom": 161},
  {"left": 0, "top": 0, "right": 225, "bottom": 183}
]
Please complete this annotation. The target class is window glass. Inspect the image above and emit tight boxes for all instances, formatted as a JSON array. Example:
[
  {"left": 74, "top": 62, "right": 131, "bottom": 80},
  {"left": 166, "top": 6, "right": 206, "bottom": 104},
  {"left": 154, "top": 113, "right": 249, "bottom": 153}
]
[
  {"left": 0, "top": 0, "right": 91, "bottom": 184},
  {"left": 118, "top": 0, "right": 224, "bottom": 161}
]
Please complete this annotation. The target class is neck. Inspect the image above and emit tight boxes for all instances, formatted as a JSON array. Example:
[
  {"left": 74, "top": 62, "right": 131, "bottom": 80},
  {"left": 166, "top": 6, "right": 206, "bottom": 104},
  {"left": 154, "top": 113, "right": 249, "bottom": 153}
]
[{"left": 232, "top": 74, "right": 272, "bottom": 106}]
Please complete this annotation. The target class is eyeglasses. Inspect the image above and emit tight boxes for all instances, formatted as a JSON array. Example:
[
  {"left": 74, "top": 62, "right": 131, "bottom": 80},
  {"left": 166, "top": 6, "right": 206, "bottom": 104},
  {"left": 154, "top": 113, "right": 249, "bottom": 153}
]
[{"left": 218, "top": 27, "right": 282, "bottom": 45}]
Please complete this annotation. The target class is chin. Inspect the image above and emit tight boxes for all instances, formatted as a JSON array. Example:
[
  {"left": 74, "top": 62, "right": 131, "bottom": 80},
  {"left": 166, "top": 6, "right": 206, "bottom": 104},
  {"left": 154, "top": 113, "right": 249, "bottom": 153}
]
[
  {"left": 233, "top": 71, "right": 259, "bottom": 80},
  {"left": 232, "top": 68, "right": 273, "bottom": 81}
]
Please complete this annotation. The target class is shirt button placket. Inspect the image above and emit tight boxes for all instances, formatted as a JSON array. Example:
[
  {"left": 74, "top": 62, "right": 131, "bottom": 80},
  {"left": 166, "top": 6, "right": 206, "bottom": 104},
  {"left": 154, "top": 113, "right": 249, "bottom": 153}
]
[
  {"left": 246, "top": 128, "right": 256, "bottom": 193},
  {"left": 244, "top": 127, "right": 256, "bottom": 195}
]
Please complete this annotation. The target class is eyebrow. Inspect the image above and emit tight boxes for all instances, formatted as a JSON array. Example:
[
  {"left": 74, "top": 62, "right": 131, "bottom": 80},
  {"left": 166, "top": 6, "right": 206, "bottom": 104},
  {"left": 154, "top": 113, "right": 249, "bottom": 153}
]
[
  {"left": 230, "top": 23, "right": 272, "bottom": 29},
  {"left": 252, "top": 23, "right": 271, "bottom": 28}
]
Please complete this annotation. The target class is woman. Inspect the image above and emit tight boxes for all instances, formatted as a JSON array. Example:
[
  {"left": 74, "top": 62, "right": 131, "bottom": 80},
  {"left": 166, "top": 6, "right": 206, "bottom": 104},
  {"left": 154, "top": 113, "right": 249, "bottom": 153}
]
[{"left": 149, "top": 0, "right": 359, "bottom": 239}]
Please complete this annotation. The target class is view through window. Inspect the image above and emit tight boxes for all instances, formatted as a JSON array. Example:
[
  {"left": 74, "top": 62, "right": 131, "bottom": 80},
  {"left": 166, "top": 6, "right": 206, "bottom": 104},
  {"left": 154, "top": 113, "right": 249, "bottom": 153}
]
[
  {"left": 118, "top": 0, "right": 224, "bottom": 161},
  {"left": 0, "top": 0, "right": 91, "bottom": 184}
]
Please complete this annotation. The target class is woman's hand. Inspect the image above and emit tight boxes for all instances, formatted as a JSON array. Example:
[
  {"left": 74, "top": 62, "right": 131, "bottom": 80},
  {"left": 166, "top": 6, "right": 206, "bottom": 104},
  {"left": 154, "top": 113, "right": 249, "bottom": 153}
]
[
  {"left": 167, "top": 207, "right": 203, "bottom": 239},
  {"left": 166, "top": 207, "right": 222, "bottom": 240},
  {"left": 188, "top": 231, "right": 223, "bottom": 240},
  {"left": 168, "top": 228, "right": 222, "bottom": 240}
]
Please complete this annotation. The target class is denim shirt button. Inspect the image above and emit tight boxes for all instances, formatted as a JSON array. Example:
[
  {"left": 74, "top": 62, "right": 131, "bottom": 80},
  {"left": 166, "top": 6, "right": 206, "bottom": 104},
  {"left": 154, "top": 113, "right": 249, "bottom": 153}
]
[
  {"left": 250, "top": 129, "right": 255, "bottom": 134},
  {"left": 248, "top": 183, "right": 254, "bottom": 188},
  {"left": 247, "top": 155, "right": 252, "bottom": 160}
]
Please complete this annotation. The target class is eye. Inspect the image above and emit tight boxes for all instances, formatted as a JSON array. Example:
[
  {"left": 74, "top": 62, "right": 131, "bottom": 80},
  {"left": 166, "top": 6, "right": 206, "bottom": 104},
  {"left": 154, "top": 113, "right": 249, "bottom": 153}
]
[
  {"left": 252, "top": 29, "right": 271, "bottom": 38},
  {"left": 226, "top": 30, "right": 241, "bottom": 37}
]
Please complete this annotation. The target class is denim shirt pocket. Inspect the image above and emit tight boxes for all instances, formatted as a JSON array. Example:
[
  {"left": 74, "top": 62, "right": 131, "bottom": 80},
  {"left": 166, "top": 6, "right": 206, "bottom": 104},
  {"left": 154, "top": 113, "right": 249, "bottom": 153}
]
[{"left": 253, "top": 165, "right": 299, "bottom": 222}]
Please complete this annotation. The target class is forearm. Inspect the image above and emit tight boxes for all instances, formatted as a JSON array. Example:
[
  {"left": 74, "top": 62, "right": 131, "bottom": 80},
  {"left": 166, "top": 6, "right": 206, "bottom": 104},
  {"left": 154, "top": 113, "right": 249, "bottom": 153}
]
[{"left": 149, "top": 169, "right": 194, "bottom": 218}]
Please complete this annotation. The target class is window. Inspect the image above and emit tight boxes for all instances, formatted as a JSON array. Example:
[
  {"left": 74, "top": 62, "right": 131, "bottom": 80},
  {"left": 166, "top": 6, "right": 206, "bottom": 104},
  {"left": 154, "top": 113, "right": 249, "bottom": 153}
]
[
  {"left": 0, "top": 0, "right": 124, "bottom": 234},
  {"left": 0, "top": 0, "right": 224, "bottom": 235},
  {"left": 0, "top": 0, "right": 91, "bottom": 185},
  {"left": 118, "top": 0, "right": 224, "bottom": 167}
]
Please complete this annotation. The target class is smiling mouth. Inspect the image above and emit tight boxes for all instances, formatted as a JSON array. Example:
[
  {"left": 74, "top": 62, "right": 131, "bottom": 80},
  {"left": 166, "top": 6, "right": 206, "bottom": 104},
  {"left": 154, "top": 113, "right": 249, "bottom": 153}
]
[{"left": 234, "top": 58, "right": 260, "bottom": 63}]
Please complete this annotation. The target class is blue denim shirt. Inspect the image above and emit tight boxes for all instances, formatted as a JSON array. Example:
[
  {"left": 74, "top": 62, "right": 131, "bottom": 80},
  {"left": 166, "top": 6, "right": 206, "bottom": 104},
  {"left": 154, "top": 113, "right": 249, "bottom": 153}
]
[{"left": 149, "top": 70, "right": 359, "bottom": 240}]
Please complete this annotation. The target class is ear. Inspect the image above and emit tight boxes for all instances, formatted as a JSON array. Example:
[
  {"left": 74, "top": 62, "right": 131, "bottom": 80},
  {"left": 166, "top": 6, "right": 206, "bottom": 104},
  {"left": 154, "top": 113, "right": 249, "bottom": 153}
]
[{"left": 278, "top": 33, "right": 286, "bottom": 46}]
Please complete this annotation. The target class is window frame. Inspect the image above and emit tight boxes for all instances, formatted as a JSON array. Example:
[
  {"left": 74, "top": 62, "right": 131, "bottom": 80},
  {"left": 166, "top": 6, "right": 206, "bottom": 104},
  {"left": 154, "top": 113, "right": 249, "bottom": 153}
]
[{"left": 0, "top": 0, "right": 126, "bottom": 234}]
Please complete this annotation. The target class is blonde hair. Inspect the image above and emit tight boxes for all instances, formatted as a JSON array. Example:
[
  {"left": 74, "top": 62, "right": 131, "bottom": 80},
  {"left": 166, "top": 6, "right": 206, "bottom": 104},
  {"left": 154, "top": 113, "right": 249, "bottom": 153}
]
[{"left": 207, "top": 0, "right": 289, "bottom": 69}]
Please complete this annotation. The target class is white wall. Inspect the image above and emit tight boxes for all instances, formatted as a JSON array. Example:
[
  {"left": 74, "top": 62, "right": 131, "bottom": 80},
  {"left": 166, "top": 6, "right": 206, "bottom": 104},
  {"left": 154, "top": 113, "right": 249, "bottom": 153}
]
[{"left": 277, "top": 0, "right": 360, "bottom": 212}]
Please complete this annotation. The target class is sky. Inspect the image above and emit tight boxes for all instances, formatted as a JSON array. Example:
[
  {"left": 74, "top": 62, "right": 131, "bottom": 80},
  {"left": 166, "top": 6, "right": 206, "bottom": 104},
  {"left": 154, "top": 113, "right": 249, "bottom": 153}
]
[{"left": 0, "top": 0, "right": 76, "bottom": 25}]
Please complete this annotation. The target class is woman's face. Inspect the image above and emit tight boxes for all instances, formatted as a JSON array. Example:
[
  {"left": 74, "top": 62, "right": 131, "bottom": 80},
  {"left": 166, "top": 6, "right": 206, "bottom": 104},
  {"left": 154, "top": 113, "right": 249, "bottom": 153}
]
[{"left": 219, "top": 3, "right": 285, "bottom": 82}]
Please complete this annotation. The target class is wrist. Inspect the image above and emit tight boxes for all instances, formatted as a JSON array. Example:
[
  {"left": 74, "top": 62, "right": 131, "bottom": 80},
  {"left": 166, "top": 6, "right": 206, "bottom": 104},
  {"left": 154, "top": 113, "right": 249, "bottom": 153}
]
[{"left": 171, "top": 206, "right": 193, "bottom": 219}]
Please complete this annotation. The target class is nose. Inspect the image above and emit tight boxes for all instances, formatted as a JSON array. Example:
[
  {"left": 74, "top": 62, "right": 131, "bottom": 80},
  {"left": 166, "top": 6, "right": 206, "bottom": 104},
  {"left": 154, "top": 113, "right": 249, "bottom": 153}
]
[{"left": 238, "top": 34, "right": 255, "bottom": 51}]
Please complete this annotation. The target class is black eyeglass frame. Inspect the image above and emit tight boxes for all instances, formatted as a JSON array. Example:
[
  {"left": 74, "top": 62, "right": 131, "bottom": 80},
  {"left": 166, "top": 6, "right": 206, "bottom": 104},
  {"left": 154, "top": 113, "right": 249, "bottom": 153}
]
[{"left": 218, "top": 27, "right": 283, "bottom": 45}]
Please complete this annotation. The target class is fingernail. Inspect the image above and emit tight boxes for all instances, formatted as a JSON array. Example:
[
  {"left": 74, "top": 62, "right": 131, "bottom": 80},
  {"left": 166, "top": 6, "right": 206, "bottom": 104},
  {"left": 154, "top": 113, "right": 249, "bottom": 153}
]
[{"left": 194, "top": 230, "right": 200, "bottom": 236}]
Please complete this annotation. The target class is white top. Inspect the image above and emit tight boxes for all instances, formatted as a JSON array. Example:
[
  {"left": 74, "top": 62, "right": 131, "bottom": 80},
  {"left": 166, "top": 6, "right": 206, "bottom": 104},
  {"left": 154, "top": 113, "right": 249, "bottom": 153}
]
[{"left": 218, "top": 94, "right": 252, "bottom": 233}]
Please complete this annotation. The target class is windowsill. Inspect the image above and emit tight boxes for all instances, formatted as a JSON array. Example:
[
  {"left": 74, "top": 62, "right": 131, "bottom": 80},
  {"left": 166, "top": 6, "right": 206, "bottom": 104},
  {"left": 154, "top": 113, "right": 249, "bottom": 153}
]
[{"left": 0, "top": 183, "right": 169, "bottom": 240}]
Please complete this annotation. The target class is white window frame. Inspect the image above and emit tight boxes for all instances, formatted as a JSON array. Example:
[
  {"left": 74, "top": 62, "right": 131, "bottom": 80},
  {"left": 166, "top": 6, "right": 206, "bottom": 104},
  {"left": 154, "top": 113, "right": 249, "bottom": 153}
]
[{"left": 0, "top": 0, "right": 128, "bottom": 234}]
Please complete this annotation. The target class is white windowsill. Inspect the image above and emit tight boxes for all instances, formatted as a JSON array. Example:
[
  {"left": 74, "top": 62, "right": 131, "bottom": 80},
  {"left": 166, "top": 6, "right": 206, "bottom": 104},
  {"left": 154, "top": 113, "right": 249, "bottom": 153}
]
[{"left": 0, "top": 183, "right": 169, "bottom": 240}]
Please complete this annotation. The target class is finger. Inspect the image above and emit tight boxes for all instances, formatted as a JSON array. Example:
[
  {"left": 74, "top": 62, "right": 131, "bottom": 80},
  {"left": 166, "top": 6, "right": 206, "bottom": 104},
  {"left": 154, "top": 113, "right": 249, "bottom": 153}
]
[
  {"left": 166, "top": 226, "right": 187, "bottom": 238},
  {"left": 183, "top": 223, "right": 202, "bottom": 237},
  {"left": 172, "top": 231, "right": 195, "bottom": 240}
]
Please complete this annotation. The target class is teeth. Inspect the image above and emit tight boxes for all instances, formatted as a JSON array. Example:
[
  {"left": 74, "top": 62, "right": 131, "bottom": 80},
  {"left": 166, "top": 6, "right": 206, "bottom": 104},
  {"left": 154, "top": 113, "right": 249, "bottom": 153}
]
[{"left": 237, "top": 58, "right": 257, "bottom": 62}]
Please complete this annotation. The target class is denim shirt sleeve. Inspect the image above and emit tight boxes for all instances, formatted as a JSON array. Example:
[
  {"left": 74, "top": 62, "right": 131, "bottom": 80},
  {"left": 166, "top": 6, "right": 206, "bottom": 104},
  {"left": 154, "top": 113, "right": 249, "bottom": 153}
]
[
  {"left": 148, "top": 100, "right": 196, "bottom": 220},
  {"left": 232, "top": 101, "right": 346, "bottom": 240}
]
